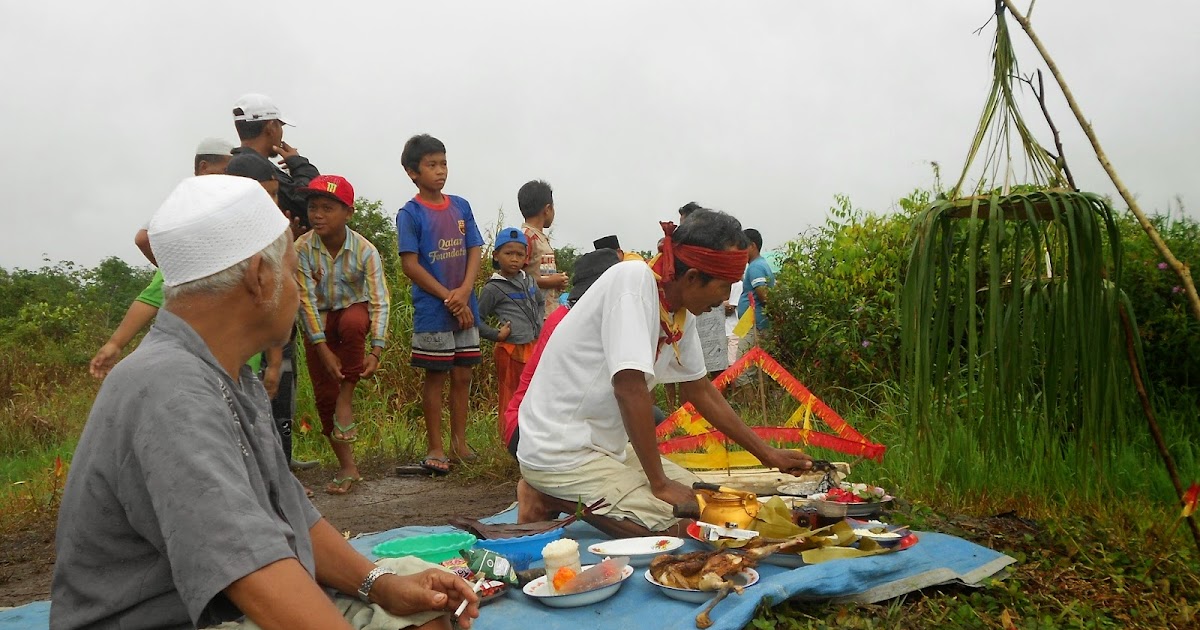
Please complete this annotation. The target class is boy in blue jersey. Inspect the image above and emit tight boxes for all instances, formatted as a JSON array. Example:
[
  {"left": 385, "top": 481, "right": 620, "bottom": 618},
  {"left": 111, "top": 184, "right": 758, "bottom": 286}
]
[{"left": 397, "top": 134, "right": 485, "bottom": 475}]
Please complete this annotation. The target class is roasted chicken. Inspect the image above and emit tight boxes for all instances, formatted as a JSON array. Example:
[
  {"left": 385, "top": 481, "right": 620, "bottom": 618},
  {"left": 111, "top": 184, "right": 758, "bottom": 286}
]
[{"left": 650, "top": 539, "right": 810, "bottom": 629}]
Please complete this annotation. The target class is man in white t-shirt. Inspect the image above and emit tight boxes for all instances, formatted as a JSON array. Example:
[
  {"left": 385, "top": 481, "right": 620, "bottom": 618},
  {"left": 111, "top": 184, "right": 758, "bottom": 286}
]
[{"left": 515, "top": 209, "right": 815, "bottom": 537}]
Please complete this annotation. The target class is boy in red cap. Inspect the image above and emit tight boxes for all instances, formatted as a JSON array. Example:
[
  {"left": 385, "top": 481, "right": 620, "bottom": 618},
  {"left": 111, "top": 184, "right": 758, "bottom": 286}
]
[{"left": 296, "top": 175, "right": 391, "bottom": 495}]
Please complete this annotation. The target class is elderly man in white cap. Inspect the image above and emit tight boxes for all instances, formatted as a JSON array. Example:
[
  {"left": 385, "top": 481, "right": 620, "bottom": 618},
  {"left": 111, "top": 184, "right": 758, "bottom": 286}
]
[{"left": 52, "top": 176, "right": 479, "bottom": 630}]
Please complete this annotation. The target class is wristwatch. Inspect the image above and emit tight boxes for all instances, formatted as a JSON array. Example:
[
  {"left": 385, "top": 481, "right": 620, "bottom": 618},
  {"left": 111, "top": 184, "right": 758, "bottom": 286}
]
[{"left": 357, "top": 566, "right": 396, "bottom": 602}]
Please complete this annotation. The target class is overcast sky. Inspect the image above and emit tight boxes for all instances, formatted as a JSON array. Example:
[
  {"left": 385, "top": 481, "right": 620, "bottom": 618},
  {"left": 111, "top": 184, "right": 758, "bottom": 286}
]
[{"left": 1, "top": 1, "right": 1196, "bottom": 270}]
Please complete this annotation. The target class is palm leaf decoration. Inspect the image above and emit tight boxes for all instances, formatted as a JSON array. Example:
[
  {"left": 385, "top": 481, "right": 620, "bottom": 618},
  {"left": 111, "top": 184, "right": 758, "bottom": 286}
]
[{"left": 900, "top": 5, "right": 1140, "bottom": 492}]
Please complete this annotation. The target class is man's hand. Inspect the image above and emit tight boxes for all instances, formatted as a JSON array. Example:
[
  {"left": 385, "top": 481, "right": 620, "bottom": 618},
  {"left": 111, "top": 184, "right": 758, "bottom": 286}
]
[
  {"left": 761, "top": 447, "right": 815, "bottom": 475},
  {"left": 651, "top": 478, "right": 696, "bottom": 510},
  {"left": 497, "top": 321, "right": 511, "bottom": 342},
  {"left": 373, "top": 569, "right": 480, "bottom": 628},
  {"left": 262, "top": 366, "right": 282, "bottom": 399},
  {"left": 89, "top": 342, "right": 121, "bottom": 379},
  {"left": 283, "top": 210, "right": 308, "bottom": 239},
  {"left": 550, "top": 272, "right": 570, "bottom": 290},
  {"left": 273, "top": 141, "right": 300, "bottom": 164},
  {"left": 723, "top": 300, "right": 735, "bottom": 316},
  {"left": 361, "top": 353, "right": 381, "bottom": 379},
  {"left": 317, "top": 344, "right": 344, "bottom": 381}
]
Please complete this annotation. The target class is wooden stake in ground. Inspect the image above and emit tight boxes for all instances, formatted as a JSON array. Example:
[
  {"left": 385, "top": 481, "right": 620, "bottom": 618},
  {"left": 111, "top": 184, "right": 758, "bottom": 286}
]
[{"left": 1001, "top": 0, "right": 1200, "bottom": 323}]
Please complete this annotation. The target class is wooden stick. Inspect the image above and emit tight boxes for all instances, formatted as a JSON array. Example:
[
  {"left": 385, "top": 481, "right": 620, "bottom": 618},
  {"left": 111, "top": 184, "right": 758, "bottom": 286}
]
[
  {"left": 1119, "top": 305, "right": 1200, "bottom": 553},
  {"left": 1001, "top": 0, "right": 1200, "bottom": 323}
]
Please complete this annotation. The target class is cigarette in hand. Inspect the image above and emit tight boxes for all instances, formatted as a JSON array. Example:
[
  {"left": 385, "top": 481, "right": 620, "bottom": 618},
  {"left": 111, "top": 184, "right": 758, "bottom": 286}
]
[{"left": 453, "top": 575, "right": 486, "bottom": 620}]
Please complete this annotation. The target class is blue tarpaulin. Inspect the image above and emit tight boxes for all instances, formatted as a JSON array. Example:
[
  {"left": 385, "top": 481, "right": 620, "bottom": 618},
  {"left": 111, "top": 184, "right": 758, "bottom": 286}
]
[{"left": 1, "top": 507, "right": 1014, "bottom": 630}]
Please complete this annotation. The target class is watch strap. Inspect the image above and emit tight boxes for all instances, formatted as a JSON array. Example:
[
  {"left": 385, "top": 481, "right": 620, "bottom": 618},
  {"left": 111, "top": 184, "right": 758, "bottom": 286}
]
[{"left": 357, "top": 566, "right": 395, "bottom": 602}]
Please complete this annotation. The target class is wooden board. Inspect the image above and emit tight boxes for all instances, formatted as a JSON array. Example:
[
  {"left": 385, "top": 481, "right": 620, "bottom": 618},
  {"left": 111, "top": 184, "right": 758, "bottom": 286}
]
[{"left": 693, "top": 464, "right": 850, "bottom": 496}]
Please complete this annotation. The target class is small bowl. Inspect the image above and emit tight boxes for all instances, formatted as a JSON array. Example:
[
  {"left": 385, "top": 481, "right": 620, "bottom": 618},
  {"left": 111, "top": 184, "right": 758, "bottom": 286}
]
[
  {"left": 472, "top": 528, "right": 565, "bottom": 571},
  {"left": 644, "top": 568, "right": 759, "bottom": 603},
  {"left": 522, "top": 564, "right": 635, "bottom": 608},
  {"left": 587, "top": 536, "right": 684, "bottom": 567},
  {"left": 371, "top": 531, "right": 477, "bottom": 564},
  {"left": 847, "top": 518, "right": 911, "bottom": 549}
]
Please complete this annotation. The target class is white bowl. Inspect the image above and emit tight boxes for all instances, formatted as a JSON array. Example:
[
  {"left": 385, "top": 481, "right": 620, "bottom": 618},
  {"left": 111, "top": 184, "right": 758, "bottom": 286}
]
[
  {"left": 587, "top": 536, "right": 684, "bottom": 567},
  {"left": 643, "top": 568, "right": 760, "bottom": 604},
  {"left": 522, "top": 564, "right": 635, "bottom": 608}
]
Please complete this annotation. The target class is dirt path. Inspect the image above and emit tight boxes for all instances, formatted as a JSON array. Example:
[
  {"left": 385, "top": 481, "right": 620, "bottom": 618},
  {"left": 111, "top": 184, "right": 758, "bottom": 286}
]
[{"left": 0, "top": 469, "right": 517, "bottom": 608}]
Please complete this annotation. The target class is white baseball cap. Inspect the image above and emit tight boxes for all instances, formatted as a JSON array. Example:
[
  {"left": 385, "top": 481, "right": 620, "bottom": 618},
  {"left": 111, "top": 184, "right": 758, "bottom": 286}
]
[
  {"left": 149, "top": 175, "right": 289, "bottom": 287},
  {"left": 194, "top": 137, "right": 235, "bottom": 156},
  {"left": 232, "top": 93, "right": 295, "bottom": 126}
]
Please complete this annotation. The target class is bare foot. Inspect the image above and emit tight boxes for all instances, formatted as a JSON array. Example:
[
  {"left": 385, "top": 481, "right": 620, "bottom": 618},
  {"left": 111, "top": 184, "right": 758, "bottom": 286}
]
[{"left": 517, "top": 479, "right": 566, "bottom": 523}]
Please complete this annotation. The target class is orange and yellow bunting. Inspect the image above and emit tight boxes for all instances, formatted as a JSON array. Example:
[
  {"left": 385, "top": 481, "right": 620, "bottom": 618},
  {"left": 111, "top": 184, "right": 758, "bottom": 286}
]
[{"left": 656, "top": 346, "right": 886, "bottom": 469}]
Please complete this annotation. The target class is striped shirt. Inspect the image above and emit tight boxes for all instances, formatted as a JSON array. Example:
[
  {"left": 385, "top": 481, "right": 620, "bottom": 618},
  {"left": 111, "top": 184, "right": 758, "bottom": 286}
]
[{"left": 296, "top": 226, "right": 390, "bottom": 347}]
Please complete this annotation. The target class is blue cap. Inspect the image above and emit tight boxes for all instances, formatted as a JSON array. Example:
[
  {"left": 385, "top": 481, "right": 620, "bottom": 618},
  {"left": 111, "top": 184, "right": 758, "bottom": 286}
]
[{"left": 494, "top": 226, "right": 528, "bottom": 251}]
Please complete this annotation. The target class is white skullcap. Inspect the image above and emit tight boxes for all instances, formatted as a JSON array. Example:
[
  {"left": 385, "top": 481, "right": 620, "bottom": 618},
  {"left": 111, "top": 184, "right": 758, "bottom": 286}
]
[
  {"left": 195, "top": 137, "right": 235, "bottom": 156},
  {"left": 149, "top": 175, "right": 289, "bottom": 287}
]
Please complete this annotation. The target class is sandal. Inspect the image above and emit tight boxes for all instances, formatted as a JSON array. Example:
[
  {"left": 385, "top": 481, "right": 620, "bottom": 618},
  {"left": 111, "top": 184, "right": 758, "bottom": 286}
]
[
  {"left": 325, "top": 476, "right": 362, "bottom": 495},
  {"left": 331, "top": 416, "right": 358, "bottom": 443},
  {"left": 420, "top": 456, "right": 452, "bottom": 476}
]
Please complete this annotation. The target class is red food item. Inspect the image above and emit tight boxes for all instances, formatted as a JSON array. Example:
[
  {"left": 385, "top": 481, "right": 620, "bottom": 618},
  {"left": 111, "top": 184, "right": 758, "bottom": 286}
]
[{"left": 825, "top": 488, "right": 865, "bottom": 504}]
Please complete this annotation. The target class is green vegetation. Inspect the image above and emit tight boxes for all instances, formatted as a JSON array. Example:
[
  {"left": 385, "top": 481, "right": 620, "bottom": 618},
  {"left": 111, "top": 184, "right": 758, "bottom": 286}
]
[{"left": 1, "top": 192, "right": 1198, "bottom": 627}]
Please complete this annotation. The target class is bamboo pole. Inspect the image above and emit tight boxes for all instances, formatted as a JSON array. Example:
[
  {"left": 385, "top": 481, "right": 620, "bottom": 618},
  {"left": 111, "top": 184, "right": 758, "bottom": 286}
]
[
  {"left": 1001, "top": 0, "right": 1200, "bottom": 324},
  {"left": 1119, "top": 306, "right": 1200, "bottom": 552}
]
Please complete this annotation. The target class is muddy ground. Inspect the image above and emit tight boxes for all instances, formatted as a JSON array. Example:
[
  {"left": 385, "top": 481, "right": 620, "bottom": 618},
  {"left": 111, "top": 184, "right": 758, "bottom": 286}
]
[{"left": 0, "top": 463, "right": 517, "bottom": 608}]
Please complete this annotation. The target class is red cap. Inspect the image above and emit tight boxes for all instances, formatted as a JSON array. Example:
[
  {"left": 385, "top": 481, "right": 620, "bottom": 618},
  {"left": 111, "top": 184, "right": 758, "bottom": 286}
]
[{"left": 302, "top": 175, "right": 354, "bottom": 207}]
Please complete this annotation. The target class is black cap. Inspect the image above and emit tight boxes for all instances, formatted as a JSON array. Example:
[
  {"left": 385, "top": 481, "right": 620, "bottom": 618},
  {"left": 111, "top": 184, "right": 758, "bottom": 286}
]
[
  {"left": 570, "top": 249, "right": 621, "bottom": 305},
  {"left": 593, "top": 235, "right": 620, "bottom": 251},
  {"left": 225, "top": 153, "right": 278, "bottom": 184}
]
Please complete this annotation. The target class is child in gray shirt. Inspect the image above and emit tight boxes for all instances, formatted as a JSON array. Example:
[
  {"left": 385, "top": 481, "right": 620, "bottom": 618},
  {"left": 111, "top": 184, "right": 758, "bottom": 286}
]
[{"left": 478, "top": 227, "right": 544, "bottom": 420}]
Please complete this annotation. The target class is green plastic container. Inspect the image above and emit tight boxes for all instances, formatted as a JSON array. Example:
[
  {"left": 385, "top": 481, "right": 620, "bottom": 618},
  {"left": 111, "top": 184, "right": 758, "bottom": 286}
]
[{"left": 371, "top": 532, "right": 478, "bottom": 564}]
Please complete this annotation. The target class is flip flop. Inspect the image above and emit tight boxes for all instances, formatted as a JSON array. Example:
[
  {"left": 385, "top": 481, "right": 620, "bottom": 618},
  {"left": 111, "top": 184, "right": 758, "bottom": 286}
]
[
  {"left": 331, "top": 418, "right": 358, "bottom": 444},
  {"left": 325, "top": 476, "right": 362, "bottom": 495},
  {"left": 419, "top": 456, "right": 452, "bottom": 476}
]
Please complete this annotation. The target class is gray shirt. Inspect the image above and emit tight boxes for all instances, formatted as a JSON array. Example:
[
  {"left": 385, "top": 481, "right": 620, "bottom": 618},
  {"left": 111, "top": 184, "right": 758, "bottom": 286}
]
[
  {"left": 51, "top": 310, "right": 322, "bottom": 629},
  {"left": 477, "top": 271, "right": 543, "bottom": 345}
]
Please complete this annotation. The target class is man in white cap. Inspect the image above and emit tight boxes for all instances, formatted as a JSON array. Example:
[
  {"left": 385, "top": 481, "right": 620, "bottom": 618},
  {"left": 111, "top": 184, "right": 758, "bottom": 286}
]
[
  {"left": 229, "top": 92, "right": 320, "bottom": 230},
  {"left": 134, "top": 137, "right": 235, "bottom": 265},
  {"left": 92, "top": 137, "right": 235, "bottom": 377},
  {"left": 52, "top": 176, "right": 479, "bottom": 630}
]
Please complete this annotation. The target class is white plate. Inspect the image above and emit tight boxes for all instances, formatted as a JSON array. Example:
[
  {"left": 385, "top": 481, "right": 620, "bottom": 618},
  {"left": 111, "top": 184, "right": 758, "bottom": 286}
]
[
  {"left": 587, "top": 536, "right": 684, "bottom": 567},
  {"left": 644, "top": 568, "right": 760, "bottom": 604},
  {"left": 522, "top": 564, "right": 635, "bottom": 608}
]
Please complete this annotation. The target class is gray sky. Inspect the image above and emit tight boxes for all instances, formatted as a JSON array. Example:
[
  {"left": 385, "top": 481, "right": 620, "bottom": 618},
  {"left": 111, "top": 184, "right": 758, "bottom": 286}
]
[{"left": 1, "top": 1, "right": 1196, "bottom": 270}]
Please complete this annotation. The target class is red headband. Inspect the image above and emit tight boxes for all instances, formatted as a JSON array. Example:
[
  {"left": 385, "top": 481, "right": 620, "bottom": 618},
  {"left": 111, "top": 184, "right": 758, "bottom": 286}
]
[{"left": 653, "top": 221, "right": 748, "bottom": 283}]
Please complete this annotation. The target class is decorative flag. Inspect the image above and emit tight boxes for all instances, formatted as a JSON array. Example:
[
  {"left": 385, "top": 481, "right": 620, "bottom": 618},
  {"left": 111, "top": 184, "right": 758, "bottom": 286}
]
[
  {"left": 1183, "top": 482, "right": 1200, "bottom": 518},
  {"left": 732, "top": 305, "right": 755, "bottom": 338}
]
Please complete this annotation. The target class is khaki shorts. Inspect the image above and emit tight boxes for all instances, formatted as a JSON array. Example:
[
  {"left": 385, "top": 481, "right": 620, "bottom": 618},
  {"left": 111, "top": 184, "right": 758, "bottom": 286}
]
[
  {"left": 217, "top": 556, "right": 453, "bottom": 630},
  {"left": 521, "top": 445, "right": 700, "bottom": 531}
]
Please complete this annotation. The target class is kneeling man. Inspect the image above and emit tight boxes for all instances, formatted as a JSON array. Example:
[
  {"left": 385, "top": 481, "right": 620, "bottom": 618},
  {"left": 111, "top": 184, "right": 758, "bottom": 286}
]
[
  {"left": 516, "top": 208, "right": 814, "bottom": 538},
  {"left": 51, "top": 176, "right": 478, "bottom": 630}
]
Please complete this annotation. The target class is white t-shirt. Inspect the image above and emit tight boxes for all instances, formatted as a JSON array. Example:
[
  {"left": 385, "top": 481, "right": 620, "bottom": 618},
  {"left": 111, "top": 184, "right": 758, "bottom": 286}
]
[
  {"left": 517, "top": 261, "right": 706, "bottom": 471},
  {"left": 725, "top": 281, "right": 743, "bottom": 336}
]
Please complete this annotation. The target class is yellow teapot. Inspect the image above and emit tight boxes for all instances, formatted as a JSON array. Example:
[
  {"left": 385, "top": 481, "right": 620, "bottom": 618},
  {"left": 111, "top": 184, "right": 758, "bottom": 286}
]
[{"left": 678, "top": 483, "right": 760, "bottom": 530}]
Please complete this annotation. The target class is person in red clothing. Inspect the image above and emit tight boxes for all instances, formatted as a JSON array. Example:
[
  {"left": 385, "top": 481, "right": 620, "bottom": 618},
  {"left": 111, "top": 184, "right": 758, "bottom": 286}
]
[{"left": 502, "top": 248, "right": 621, "bottom": 456}]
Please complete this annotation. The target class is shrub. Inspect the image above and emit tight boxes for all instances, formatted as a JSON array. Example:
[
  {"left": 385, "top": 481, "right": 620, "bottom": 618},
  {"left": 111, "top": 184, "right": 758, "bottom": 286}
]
[{"left": 766, "top": 191, "right": 926, "bottom": 398}]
